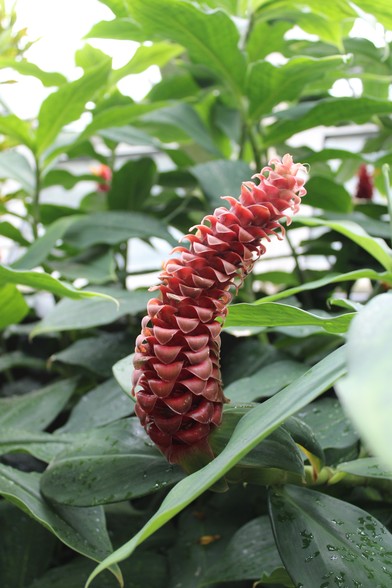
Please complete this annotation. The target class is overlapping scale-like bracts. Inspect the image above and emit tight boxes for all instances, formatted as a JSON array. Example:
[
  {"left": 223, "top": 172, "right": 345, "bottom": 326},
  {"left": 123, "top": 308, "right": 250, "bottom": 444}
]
[{"left": 132, "top": 154, "right": 307, "bottom": 466}]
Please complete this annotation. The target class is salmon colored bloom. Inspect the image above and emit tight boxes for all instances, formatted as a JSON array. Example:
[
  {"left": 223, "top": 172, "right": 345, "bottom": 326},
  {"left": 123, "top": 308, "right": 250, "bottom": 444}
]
[
  {"left": 92, "top": 164, "right": 112, "bottom": 192},
  {"left": 132, "top": 154, "right": 307, "bottom": 468}
]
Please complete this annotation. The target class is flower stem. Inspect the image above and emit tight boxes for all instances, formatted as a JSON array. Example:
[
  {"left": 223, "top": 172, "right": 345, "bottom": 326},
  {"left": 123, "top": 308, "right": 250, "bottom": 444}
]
[
  {"left": 32, "top": 156, "right": 41, "bottom": 240},
  {"left": 382, "top": 163, "right": 392, "bottom": 244}
]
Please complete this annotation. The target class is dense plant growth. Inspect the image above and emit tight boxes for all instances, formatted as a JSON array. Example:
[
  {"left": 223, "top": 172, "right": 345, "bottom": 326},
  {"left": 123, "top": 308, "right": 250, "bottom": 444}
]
[{"left": 1, "top": 1, "right": 392, "bottom": 587}]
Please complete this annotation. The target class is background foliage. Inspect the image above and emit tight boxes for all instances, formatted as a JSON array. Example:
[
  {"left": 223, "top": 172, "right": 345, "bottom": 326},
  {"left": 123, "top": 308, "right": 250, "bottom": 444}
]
[{"left": 1, "top": 0, "right": 392, "bottom": 586}]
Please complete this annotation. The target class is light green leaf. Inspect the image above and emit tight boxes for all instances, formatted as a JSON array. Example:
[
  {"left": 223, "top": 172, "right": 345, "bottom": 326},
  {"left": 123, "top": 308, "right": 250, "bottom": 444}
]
[
  {"left": 0, "top": 465, "right": 121, "bottom": 580},
  {"left": 0, "top": 57, "right": 66, "bottom": 86},
  {"left": 31, "top": 287, "right": 150, "bottom": 335},
  {"left": 112, "top": 353, "right": 135, "bottom": 398},
  {"left": 0, "top": 150, "right": 35, "bottom": 194},
  {"left": 337, "top": 457, "right": 392, "bottom": 481},
  {"left": 190, "top": 159, "right": 253, "bottom": 207},
  {"left": 42, "top": 169, "right": 99, "bottom": 189},
  {"left": 36, "top": 62, "right": 110, "bottom": 155},
  {"left": 0, "top": 379, "right": 77, "bottom": 431},
  {"left": 86, "top": 17, "right": 145, "bottom": 41},
  {"left": 0, "top": 284, "right": 29, "bottom": 329},
  {"left": 353, "top": 0, "right": 392, "bottom": 29},
  {"left": 111, "top": 42, "right": 183, "bottom": 83},
  {"left": 86, "top": 346, "right": 347, "bottom": 585},
  {"left": 0, "top": 114, "right": 34, "bottom": 148},
  {"left": 126, "top": 0, "right": 246, "bottom": 98},
  {"left": 336, "top": 293, "right": 392, "bottom": 469},
  {"left": 0, "top": 221, "right": 30, "bottom": 246},
  {"left": 226, "top": 301, "right": 354, "bottom": 333},
  {"left": 269, "top": 485, "right": 392, "bottom": 588},
  {"left": 295, "top": 216, "right": 392, "bottom": 271}
]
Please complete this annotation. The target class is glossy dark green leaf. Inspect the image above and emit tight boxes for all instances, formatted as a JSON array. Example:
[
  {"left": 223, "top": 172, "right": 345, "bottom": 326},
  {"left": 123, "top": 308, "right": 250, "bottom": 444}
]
[
  {"left": 59, "top": 378, "right": 133, "bottom": 434},
  {"left": 108, "top": 158, "right": 156, "bottom": 212},
  {"left": 36, "top": 62, "right": 110, "bottom": 155},
  {"left": 190, "top": 159, "right": 253, "bottom": 207},
  {"left": 0, "top": 150, "right": 35, "bottom": 193},
  {"left": 0, "top": 284, "right": 29, "bottom": 329},
  {"left": 50, "top": 332, "right": 130, "bottom": 378},
  {"left": 0, "top": 429, "right": 71, "bottom": 462},
  {"left": 50, "top": 248, "right": 116, "bottom": 284},
  {"left": 204, "top": 515, "right": 292, "bottom": 586},
  {"left": 32, "top": 287, "right": 149, "bottom": 335},
  {"left": 283, "top": 416, "right": 325, "bottom": 468},
  {"left": 226, "top": 302, "right": 354, "bottom": 333},
  {"left": 269, "top": 484, "right": 392, "bottom": 588},
  {"left": 0, "top": 501, "right": 55, "bottom": 588},
  {"left": 0, "top": 379, "right": 76, "bottom": 431},
  {"left": 112, "top": 353, "right": 134, "bottom": 398},
  {"left": 41, "top": 419, "right": 184, "bottom": 506},
  {"left": 337, "top": 458, "right": 392, "bottom": 481},
  {"left": 86, "top": 346, "right": 347, "bottom": 585},
  {"left": 0, "top": 464, "right": 120, "bottom": 579},
  {"left": 0, "top": 351, "right": 46, "bottom": 373},
  {"left": 63, "top": 211, "right": 174, "bottom": 248},
  {"left": 305, "top": 176, "right": 353, "bottom": 213},
  {"left": 336, "top": 293, "right": 392, "bottom": 469}
]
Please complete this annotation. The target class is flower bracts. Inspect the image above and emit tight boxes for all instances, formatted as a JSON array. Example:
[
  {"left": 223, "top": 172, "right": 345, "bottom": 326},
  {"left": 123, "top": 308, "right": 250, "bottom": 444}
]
[{"left": 132, "top": 154, "right": 307, "bottom": 468}]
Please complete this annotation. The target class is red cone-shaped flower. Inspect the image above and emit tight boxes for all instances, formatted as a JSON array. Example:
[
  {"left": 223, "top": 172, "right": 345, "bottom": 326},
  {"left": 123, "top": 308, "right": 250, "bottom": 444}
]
[
  {"left": 132, "top": 154, "right": 307, "bottom": 468},
  {"left": 355, "top": 164, "right": 373, "bottom": 200}
]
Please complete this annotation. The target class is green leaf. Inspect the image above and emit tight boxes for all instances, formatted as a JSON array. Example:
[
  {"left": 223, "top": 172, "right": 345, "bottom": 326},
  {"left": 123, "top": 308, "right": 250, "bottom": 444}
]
[
  {"left": 111, "top": 42, "right": 183, "bottom": 82},
  {"left": 31, "top": 287, "right": 150, "bottom": 335},
  {"left": 86, "top": 17, "right": 145, "bottom": 41},
  {"left": 86, "top": 346, "right": 346, "bottom": 585},
  {"left": 59, "top": 378, "right": 133, "bottom": 434},
  {"left": 190, "top": 159, "right": 253, "bottom": 207},
  {"left": 266, "top": 97, "right": 392, "bottom": 146},
  {"left": 0, "top": 379, "right": 77, "bottom": 431},
  {"left": 0, "top": 150, "right": 35, "bottom": 194},
  {"left": 63, "top": 211, "right": 174, "bottom": 248},
  {"left": 50, "top": 248, "right": 116, "bottom": 285},
  {"left": 247, "top": 20, "right": 292, "bottom": 62},
  {"left": 353, "top": 0, "right": 392, "bottom": 29},
  {"left": 42, "top": 169, "right": 99, "bottom": 189},
  {"left": 50, "top": 332, "right": 130, "bottom": 378},
  {"left": 0, "top": 284, "right": 29, "bottom": 329},
  {"left": 295, "top": 217, "right": 392, "bottom": 271},
  {"left": 0, "top": 502, "right": 55, "bottom": 588},
  {"left": 304, "top": 175, "right": 353, "bottom": 213},
  {"left": 269, "top": 484, "right": 392, "bottom": 588},
  {"left": 36, "top": 62, "right": 110, "bottom": 155},
  {"left": 337, "top": 457, "right": 392, "bottom": 481},
  {"left": 0, "top": 221, "right": 30, "bottom": 246},
  {"left": 224, "top": 359, "right": 308, "bottom": 402},
  {"left": 226, "top": 301, "right": 354, "bottom": 334},
  {"left": 247, "top": 56, "right": 345, "bottom": 120},
  {"left": 75, "top": 44, "right": 112, "bottom": 73},
  {"left": 0, "top": 351, "right": 46, "bottom": 373},
  {"left": 141, "top": 103, "right": 221, "bottom": 155},
  {"left": 0, "top": 429, "right": 71, "bottom": 462},
  {"left": 0, "top": 465, "right": 120, "bottom": 580},
  {"left": 0, "top": 264, "right": 118, "bottom": 301},
  {"left": 336, "top": 293, "right": 392, "bottom": 469},
  {"left": 108, "top": 158, "right": 156, "bottom": 212},
  {"left": 204, "top": 515, "right": 292, "bottom": 586},
  {"left": 99, "top": 125, "right": 163, "bottom": 149},
  {"left": 41, "top": 420, "right": 184, "bottom": 506},
  {"left": 0, "top": 57, "right": 66, "bottom": 86},
  {"left": 0, "top": 114, "right": 35, "bottom": 148},
  {"left": 112, "top": 353, "right": 135, "bottom": 398},
  {"left": 126, "top": 0, "right": 246, "bottom": 98}
]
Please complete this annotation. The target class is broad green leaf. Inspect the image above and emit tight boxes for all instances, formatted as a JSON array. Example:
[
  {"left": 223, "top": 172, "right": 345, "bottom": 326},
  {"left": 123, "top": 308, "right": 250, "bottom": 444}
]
[
  {"left": 353, "top": 0, "right": 392, "bottom": 29},
  {"left": 204, "top": 515, "right": 292, "bottom": 586},
  {"left": 141, "top": 103, "right": 221, "bottom": 155},
  {"left": 265, "top": 97, "right": 392, "bottom": 146},
  {"left": 50, "top": 248, "right": 116, "bottom": 285},
  {"left": 0, "top": 265, "right": 117, "bottom": 301},
  {"left": 62, "top": 211, "right": 175, "bottom": 248},
  {"left": 226, "top": 301, "right": 354, "bottom": 334},
  {"left": 295, "top": 217, "right": 392, "bottom": 271},
  {"left": 36, "top": 62, "right": 110, "bottom": 155},
  {"left": 0, "top": 351, "right": 46, "bottom": 373},
  {"left": 32, "top": 287, "right": 150, "bottom": 335},
  {"left": 0, "top": 150, "right": 35, "bottom": 194},
  {"left": 0, "top": 221, "right": 30, "bottom": 246},
  {"left": 247, "top": 20, "right": 292, "bottom": 62},
  {"left": 75, "top": 44, "right": 112, "bottom": 73},
  {"left": 41, "top": 420, "right": 184, "bottom": 506},
  {"left": 337, "top": 457, "right": 392, "bottom": 481},
  {"left": 295, "top": 397, "right": 359, "bottom": 465},
  {"left": 0, "top": 114, "right": 34, "bottom": 148},
  {"left": 0, "top": 57, "right": 66, "bottom": 86},
  {"left": 0, "top": 284, "right": 29, "bottom": 329},
  {"left": 247, "top": 56, "right": 345, "bottom": 120},
  {"left": 99, "top": 126, "right": 163, "bottom": 149},
  {"left": 111, "top": 42, "right": 183, "bottom": 83},
  {"left": 269, "top": 485, "right": 392, "bottom": 588},
  {"left": 126, "top": 0, "right": 246, "bottom": 99},
  {"left": 12, "top": 215, "right": 82, "bottom": 270},
  {"left": 190, "top": 159, "right": 253, "bottom": 207},
  {"left": 0, "top": 429, "right": 72, "bottom": 462},
  {"left": 59, "top": 378, "right": 133, "bottom": 434},
  {"left": 224, "top": 359, "right": 308, "bottom": 402},
  {"left": 336, "top": 293, "right": 392, "bottom": 469},
  {"left": 304, "top": 175, "right": 353, "bottom": 213},
  {"left": 86, "top": 346, "right": 347, "bottom": 585},
  {"left": 0, "top": 379, "right": 76, "bottom": 431},
  {"left": 108, "top": 158, "right": 156, "bottom": 212},
  {"left": 93, "top": 0, "right": 129, "bottom": 17},
  {"left": 0, "top": 465, "right": 120, "bottom": 580},
  {"left": 112, "top": 353, "right": 135, "bottom": 398},
  {"left": 42, "top": 169, "right": 99, "bottom": 189},
  {"left": 86, "top": 17, "right": 145, "bottom": 41},
  {"left": 50, "top": 332, "right": 130, "bottom": 378},
  {"left": 0, "top": 502, "right": 55, "bottom": 588}
]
